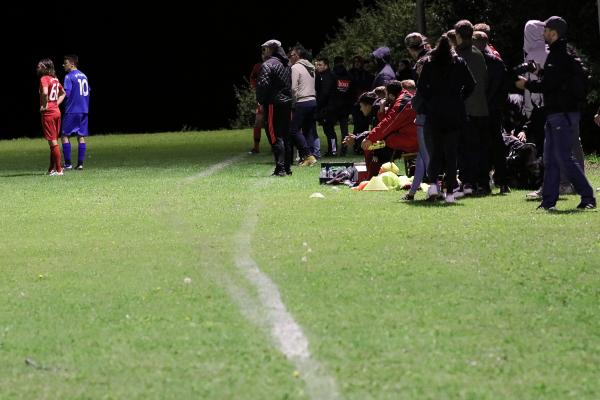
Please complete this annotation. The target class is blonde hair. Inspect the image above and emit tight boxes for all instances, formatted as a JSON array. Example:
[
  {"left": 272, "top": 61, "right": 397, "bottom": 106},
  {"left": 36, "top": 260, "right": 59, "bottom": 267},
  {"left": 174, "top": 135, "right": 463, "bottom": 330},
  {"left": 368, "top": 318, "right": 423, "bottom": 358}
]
[{"left": 400, "top": 79, "right": 416, "bottom": 92}]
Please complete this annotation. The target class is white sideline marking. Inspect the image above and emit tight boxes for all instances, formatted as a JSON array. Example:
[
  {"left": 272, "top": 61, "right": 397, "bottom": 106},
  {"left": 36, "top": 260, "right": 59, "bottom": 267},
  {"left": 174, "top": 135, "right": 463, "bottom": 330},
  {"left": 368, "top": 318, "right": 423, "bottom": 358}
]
[
  {"left": 172, "top": 156, "right": 340, "bottom": 398},
  {"left": 181, "top": 154, "right": 246, "bottom": 184},
  {"left": 234, "top": 208, "right": 342, "bottom": 400}
]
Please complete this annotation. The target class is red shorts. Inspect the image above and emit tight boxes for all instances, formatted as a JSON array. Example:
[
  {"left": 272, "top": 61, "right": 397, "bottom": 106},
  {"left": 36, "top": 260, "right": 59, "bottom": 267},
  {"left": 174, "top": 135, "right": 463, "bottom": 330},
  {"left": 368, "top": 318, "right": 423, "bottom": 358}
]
[{"left": 41, "top": 110, "right": 61, "bottom": 141}]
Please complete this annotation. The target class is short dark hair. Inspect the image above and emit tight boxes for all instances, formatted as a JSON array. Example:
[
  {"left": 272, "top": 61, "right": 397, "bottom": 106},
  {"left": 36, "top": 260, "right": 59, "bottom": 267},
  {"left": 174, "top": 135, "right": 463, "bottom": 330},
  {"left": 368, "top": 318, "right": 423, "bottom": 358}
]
[
  {"left": 292, "top": 44, "right": 311, "bottom": 60},
  {"left": 64, "top": 54, "right": 79, "bottom": 67},
  {"left": 316, "top": 56, "right": 329, "bottom": 66},
  {"left": 454, "top": 19, "right": 474, "bottom": 41},
  {"left": 358, "top": 91, "right": 378, "bottom": 106},
  {"left": 385, "top": 80, "right": 403, "bottom": 97}
]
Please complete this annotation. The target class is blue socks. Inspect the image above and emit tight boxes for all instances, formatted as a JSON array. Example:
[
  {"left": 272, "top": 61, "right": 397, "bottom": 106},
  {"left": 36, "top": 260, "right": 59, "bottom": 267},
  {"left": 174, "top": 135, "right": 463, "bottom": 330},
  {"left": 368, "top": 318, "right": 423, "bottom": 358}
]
[
  {"left": 78, "top": 143, "right": 86, "bottom": 166},
  {"left": 62, "top": 142, "right": 72, "bottom": 165}
]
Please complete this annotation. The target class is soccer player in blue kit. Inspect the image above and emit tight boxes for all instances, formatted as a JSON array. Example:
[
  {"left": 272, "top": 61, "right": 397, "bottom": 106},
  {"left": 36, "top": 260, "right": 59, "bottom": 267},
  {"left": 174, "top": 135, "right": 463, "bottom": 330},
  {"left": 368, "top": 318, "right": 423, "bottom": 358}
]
[{"left": 61, "top": 55, "right": 90, "bottom": 170}]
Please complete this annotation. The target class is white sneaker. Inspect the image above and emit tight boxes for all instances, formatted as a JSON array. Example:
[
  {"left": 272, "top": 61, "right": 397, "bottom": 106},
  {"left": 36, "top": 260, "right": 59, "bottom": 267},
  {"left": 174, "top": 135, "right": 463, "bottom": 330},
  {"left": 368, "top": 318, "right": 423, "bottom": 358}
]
[
  {"left": 426, "top": 183, "right": 439, "bottom": 200},
  {"left": 48, "top": 170, "right": 63, "bottom": 176}
]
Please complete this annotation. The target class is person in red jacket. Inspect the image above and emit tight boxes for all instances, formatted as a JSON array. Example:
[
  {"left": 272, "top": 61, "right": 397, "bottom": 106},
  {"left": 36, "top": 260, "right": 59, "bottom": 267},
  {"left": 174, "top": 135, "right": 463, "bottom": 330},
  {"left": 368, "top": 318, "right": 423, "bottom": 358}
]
[{"left": 360, "top": 80, "right": 417, "bottom": 179}]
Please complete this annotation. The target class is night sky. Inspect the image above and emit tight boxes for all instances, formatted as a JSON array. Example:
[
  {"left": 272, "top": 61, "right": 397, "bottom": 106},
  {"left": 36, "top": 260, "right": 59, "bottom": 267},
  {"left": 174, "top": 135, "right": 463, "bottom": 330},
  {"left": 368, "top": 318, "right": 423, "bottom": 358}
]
[{"left": 0, "top": 3, "right": 374, "bottom": 139}]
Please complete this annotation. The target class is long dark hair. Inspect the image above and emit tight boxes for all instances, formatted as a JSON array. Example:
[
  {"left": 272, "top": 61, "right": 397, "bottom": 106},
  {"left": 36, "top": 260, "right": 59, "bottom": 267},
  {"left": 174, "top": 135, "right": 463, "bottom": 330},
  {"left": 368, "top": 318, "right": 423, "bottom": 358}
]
[
  {"left": 37, "top": 58, "right": 56, "bottom": 78},
  {"left": 429, "top": 35, "right": 453, "bottom": 67}
]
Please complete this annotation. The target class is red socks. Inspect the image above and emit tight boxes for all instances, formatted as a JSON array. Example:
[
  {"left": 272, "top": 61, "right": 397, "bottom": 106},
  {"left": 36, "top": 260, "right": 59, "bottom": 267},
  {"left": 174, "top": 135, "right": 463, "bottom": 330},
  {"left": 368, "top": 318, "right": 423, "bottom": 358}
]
[{"left": 50, "top": 144, "right": 63, "bottom": 173}]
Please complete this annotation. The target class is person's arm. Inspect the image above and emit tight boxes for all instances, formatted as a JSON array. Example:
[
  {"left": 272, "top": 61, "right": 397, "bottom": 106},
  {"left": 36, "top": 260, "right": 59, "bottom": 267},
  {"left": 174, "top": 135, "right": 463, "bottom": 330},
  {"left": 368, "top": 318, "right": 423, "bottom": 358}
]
[
  {"left": 594, "top": 105, "right": 600, "bottom": 127},
  {"left": 291, "top": 65, "right": 300, "bottom": 101},
  {"left": 40, "top": 80, "right": 48, "bottom": 112},
  {"left": 56, "top": 84, "right": 66, "bottom": 106}
]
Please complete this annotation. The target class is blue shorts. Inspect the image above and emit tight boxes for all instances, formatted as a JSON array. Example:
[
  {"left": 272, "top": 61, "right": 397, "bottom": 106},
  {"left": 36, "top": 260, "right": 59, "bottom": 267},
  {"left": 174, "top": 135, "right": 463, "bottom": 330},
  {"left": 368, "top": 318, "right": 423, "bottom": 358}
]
[{"left": 62, "top": 113, "right": 89, "bottom": 136}]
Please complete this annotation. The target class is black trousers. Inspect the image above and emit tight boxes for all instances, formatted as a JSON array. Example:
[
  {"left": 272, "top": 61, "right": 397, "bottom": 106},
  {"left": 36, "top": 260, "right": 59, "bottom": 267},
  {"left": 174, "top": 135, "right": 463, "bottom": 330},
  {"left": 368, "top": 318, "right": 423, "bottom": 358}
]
[
  {"left": 489, "top": 111, "right": 508, "bottom": 186},
  {"left": 264, "top": 102, "right": 292, "bottom": 172},
  {"left": 460, "top": 116, "right": 490, "bottom": 189},
  {"left": 426, "top": 121, "right": 460, "bottom": 193}
]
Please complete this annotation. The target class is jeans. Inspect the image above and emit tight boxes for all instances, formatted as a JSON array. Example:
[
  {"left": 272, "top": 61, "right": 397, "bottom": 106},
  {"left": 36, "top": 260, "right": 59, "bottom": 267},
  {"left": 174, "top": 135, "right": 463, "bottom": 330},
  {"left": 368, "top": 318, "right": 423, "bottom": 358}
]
[
  {"left": 541, "top": 112, "right": 594, "bottom": 207},
  {"left": 409, "top": 114, "right": 430, "bottom": 194}
]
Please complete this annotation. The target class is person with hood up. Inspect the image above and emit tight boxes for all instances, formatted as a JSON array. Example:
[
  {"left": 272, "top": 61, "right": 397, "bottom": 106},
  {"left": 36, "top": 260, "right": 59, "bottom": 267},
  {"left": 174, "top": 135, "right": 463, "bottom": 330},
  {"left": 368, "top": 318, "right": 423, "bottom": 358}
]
[
  {"left": 289, "top": 44, "right": 318, "bottom": 166},
  {"left": 371, "top": 46, "right": 396, "bottom": 88},
  {"left": 256, "top": 39, "right": 293, "bottom": 176}
]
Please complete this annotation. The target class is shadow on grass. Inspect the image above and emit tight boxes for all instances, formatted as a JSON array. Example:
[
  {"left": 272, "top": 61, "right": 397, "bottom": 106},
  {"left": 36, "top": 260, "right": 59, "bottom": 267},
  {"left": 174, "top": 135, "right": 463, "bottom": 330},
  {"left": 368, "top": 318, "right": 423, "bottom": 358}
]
[
  {"left": 0, "top": 173, "right": 42, "bottom": 178},
  {"left": 399, "top": 199, "right": 465, "bottom": 207}
]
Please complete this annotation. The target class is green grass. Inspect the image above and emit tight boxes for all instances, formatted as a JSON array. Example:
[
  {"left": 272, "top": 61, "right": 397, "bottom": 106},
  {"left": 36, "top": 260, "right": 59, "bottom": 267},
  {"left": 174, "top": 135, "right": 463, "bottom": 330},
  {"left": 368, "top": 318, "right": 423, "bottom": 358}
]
[{"left": 0, "top": 130, "right": 599, "bottom": 399}]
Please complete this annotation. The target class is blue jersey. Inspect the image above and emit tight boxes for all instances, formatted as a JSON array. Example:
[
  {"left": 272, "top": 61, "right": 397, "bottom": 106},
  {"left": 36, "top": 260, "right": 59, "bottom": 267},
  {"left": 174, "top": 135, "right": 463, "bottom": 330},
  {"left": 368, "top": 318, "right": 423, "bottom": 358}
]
[{"left": 64, "top": 70, "right": 90, "bottom": 114}]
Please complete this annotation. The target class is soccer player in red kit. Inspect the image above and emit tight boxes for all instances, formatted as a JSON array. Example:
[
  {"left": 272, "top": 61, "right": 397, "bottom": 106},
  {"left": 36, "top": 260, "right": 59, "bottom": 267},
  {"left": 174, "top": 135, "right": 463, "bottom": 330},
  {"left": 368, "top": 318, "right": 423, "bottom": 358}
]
[{"left": 37, "top": 58, "right": 66, "bottom": 175}]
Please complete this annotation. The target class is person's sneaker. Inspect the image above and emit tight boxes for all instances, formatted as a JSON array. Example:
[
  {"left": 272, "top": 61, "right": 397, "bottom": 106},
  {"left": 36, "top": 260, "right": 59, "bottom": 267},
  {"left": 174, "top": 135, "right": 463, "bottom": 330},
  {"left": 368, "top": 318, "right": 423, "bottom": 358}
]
[
  {"left": 47, "top": 169, "right": 56, "bottom": 175},
  {"left": 248, "top": 148, "right": 260, "bottom": 154},
  {"left": 537, "top": 204, "right": 557, "bottom": 211},
  {"left": 426, "top": 183, "right": 440, "bottom": 201},
  {"left": 48, "top": 170, "right": 64, "bottom": 176},
  {"left": 526, "top": 188, "right": 542, "bottom": 200},
  {"left": 63, "top": 164, "right": 73, "bottom": 170},
  {"left": 499, "top": 185, "right": 511, "bottom": 194},
  {"left": 271, "top": 169, "right": 286, "bottom": 177},
  {"left": 75, "top": 164, "right": 83, "bottom": 170},
  {"left": 299, "top": 155, "right": 317, "bottom": 167},
  {"left": 400, "top": 193, "right": 415, "bottom": 201},
  {"left": 285, "top": 169, "right": 293, "bottom": 176},
  {"left": 576, "top": 199, "right": 597, "bottom": 209},
  {"left": 444, "top": 192, "right": 456, "bottom": 203}
]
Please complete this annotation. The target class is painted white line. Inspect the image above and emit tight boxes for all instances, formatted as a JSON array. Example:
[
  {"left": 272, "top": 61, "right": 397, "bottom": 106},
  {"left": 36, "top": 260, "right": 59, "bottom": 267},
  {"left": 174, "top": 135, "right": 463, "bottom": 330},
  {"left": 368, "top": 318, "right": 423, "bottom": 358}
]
[
  {"left": 181, "top": 153, "right": 246, "bottom": 184},
  {"left": 234, "top": 204, "right": 342, "bottom": 400}
]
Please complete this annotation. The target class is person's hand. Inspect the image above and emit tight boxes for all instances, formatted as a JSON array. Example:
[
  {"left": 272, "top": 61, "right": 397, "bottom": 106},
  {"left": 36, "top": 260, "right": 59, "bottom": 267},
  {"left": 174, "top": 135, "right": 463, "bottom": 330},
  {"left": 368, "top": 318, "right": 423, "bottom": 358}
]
[
  {"left": 594, "top": 113, "right": 600, "bottom": 127},
  {"left": 39, "top": 105, "right": 47, "bottom": 112},
  {"left": 343, "top": 134, "right": 355, "bottom": 145},
  {"left": 515, "top": 77, "right": 527, "bottom": 90},
  {"left": 361, "top": 139, "right": 372, "bottom": 151},
  {"left": 517, "top": 131, "right": 527, "bottom": 142}
]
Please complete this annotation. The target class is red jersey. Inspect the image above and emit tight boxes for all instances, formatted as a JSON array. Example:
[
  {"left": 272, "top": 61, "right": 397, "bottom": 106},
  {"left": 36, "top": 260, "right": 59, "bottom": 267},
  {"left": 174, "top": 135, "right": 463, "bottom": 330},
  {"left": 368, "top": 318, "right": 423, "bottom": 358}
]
[{"left": 39, "top": 75, "right": 63, "bottom": 112}]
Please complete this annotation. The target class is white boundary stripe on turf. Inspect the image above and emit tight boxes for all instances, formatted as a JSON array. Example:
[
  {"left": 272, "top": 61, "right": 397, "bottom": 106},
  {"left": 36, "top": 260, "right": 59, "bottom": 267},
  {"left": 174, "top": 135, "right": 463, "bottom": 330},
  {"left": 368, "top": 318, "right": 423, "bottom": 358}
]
[
  {"left": 181, "top": 153, "right": 247, "bottom": 184},
  {"left": 234, "top": 204, "right": 342, "bottom": 400}
]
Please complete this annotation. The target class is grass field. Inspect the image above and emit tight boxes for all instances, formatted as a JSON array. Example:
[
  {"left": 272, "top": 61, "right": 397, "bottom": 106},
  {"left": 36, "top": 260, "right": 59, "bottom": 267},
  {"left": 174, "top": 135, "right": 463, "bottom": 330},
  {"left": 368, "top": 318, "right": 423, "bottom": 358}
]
[{"left": 1, "top": 130, "right": 599, "bottom": 399}]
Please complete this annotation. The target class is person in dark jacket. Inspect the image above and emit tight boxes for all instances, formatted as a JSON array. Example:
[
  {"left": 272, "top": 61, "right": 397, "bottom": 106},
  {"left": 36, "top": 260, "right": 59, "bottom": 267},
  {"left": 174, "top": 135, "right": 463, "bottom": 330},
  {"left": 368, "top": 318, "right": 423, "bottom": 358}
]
[
  {"left": 330, "top": 56, "right": 354, "bottom": 155},
  {"left": 315, "top": 56, "right": 338, "bottom": 156},
  {"left": 349, "top": 55, "right": 375, "bottom": 153},
  {"left": 256, "top": 39, "right": 293, "bottom": 176},
  {"left": 516, "top": 16, "right": 596, "bottom": 209},
  {"left": 455, "top": 19, "right": 491, "bottom": 196},
  {"left": 418, "top": 35, "right": 476, "bottom": 203},
  {"left": 473, "top": 30, "right": 510, "bottom": 194},
  {"left": 371, "top": 47, "right": 396, "bottom": 89}
]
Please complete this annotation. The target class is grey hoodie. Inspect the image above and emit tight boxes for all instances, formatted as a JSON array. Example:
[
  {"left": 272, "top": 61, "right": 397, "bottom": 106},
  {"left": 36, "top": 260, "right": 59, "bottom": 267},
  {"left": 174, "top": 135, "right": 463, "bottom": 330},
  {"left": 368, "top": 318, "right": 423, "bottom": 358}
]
[
  {"left": 523, "top": 20, "right": 548, "bottom": 117},
  {"left": 291, "top": 59, "right": 316, "bottom": 103}
]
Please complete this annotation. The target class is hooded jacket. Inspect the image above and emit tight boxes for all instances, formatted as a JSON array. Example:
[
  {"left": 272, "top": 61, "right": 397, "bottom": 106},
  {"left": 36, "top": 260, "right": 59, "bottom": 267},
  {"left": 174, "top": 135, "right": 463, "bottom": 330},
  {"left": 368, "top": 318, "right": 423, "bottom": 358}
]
[
  {"left": 522, "top": 20, "right": 548, "bottom": 117},
  {"left": 367, "top": 89, "right": 418, "bottom": 153},
  {"left": 291, "top": 59, "right": 316, "bottom": 104},
  {"left": 256, "top": 47, "right": 292, "bottom": 105}
]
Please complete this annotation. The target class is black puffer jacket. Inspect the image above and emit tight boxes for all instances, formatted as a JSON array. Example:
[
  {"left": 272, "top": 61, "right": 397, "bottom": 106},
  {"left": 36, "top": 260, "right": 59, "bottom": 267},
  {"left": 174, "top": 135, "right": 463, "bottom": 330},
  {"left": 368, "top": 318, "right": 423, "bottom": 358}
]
[
  {"left": 525, "top": 38, "right": 578, "bottom": 114},
  {"left": 256, "top": 48, "right": 292, "bottom": 105}
]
